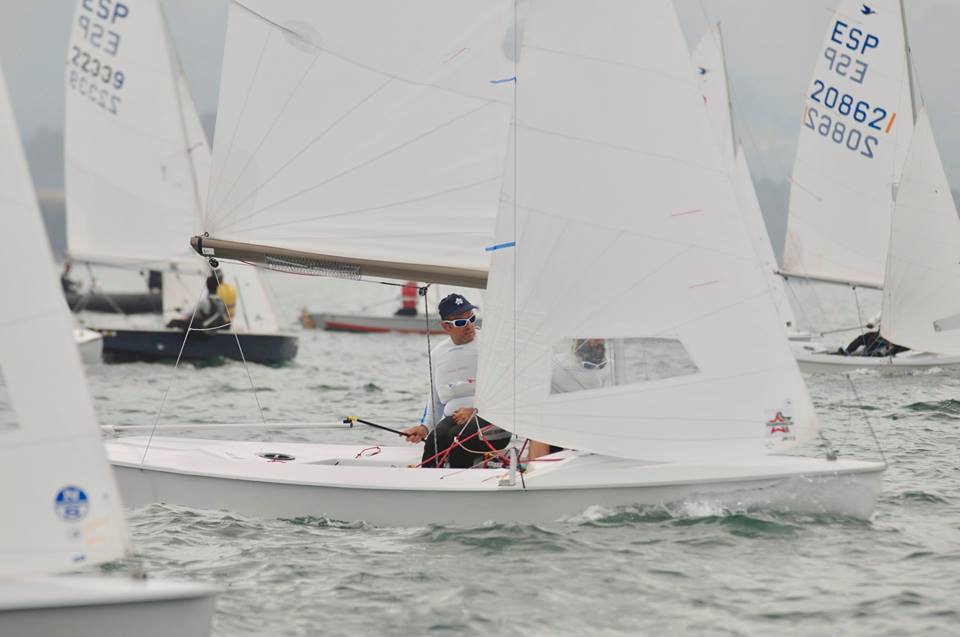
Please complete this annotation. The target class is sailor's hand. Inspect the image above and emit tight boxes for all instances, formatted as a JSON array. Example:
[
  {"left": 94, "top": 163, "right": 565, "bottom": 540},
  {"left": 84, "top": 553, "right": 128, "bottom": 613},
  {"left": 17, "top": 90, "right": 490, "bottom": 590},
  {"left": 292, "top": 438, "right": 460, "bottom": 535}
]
[
  {"left": 452, "top": 408, "right": 478, "bottom": 425},
  {"left": 401, "top": 425, "right": 428, "bottom": 443}
]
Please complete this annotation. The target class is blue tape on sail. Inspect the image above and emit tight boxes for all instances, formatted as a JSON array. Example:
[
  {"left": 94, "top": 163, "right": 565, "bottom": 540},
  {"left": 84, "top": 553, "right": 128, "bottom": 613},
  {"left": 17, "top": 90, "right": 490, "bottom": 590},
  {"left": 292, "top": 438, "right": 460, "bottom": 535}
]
[
  {"left": 485, "top": 241, "right": 516, "bottom": 252},
  {"left": 490, "top": 76, "right": 517, "bottom": 84}
]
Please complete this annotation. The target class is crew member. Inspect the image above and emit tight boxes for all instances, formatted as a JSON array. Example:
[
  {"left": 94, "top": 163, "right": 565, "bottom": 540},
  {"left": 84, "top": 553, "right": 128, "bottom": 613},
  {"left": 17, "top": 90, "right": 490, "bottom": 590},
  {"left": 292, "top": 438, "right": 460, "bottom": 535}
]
[
  {"left": 214, "top": 269, "right": 238, "bottom": 321},
  {"left": 400, "top": 293, "right": 510, "bottom": 468}
]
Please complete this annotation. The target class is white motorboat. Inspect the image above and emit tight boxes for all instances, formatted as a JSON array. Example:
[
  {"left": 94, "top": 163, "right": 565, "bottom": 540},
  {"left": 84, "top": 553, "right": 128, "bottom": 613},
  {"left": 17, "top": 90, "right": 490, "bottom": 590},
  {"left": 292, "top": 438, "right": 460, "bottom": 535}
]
[
  {"left": 107, "top": 0, "right": 885, "bottom": 523},
  {"left": 73, "top": 326, "right": 103, "bottom": 364},
  {"left": 0, "top": 55, "right": 217, "bottom": 635}
]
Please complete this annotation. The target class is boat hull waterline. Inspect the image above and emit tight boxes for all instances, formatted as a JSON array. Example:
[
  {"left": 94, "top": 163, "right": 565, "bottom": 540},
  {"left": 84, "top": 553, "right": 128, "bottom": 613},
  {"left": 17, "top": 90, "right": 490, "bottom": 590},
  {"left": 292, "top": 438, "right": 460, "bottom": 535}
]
[
  {"left": 107, "top": 437, "right": 885, "bottom": 524},
  {"left": 795, "top": 349, "right": 960, "bottom": 374},
  {"left": 0, "top": 575, "right": 216, "bottom": 637},
  {"left": 301, "top": 312, "right": 444, "bottom": 334},
  {"left": 98, "top": 328, "right": 298, "bottom": 364}
]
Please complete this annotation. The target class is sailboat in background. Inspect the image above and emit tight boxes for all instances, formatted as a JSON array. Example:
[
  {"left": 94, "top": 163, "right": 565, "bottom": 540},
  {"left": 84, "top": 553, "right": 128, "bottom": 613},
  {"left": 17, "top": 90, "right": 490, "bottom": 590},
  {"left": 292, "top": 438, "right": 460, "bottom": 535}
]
[
  {"left": 106, "top": 0, "right": 883, "bottom": 524},
  {"left": 0, "top": 60, "right": 216, "bottom": 636},
  {"left": 691, "top": 23, "right": 809, "bottom": 341},
  {"left": 0, "top": 61, "right": 104, "bottom": 363},
  {"left": 783, "top": 0, "right": 960, "bottom": 372},
  {"left": 64, "top": 0, "right": 297, "bottom": 364}
]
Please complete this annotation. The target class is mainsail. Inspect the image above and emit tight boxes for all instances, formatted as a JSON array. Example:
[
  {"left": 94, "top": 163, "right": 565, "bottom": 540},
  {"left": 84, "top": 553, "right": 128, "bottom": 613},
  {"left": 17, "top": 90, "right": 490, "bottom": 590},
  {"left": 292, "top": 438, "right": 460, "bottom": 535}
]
[
  {"left": 692, "top": 24, "right": 800, "bottom": 332},
  {"left": 0, "top": 64, "right": 129, "bottom": 576},
  {"left": 781, "top": 0, "right": 915, "bottom": 288},
  {"left": 197, "top": 0, "right": 517, "bottom": 287},
  {"left": 64, "top": 0, "right": 278, "bottom": 332},
  {"left": 476, "top": 0, "right": 816, "bottom": 461},
  {"left": 881, "top": 109, "right": 960, "bottom": 354}
]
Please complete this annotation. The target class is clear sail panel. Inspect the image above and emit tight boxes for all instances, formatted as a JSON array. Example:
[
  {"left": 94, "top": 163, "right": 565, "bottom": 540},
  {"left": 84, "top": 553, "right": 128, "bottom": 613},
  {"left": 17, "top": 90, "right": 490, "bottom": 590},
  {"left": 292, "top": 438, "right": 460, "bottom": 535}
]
[{"left": 550, "top": 338, "right": 698, "bottom": 395}]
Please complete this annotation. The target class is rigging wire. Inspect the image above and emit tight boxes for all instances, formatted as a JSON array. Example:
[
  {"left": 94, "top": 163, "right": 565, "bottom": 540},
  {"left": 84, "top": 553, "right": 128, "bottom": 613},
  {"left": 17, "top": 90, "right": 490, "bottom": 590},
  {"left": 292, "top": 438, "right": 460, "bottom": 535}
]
[
  {"left": 422, "top": 284, "right": 439, "bottom": 463},
  {"left": 845, "top": 373, "right": 888, "bottom": 466}
]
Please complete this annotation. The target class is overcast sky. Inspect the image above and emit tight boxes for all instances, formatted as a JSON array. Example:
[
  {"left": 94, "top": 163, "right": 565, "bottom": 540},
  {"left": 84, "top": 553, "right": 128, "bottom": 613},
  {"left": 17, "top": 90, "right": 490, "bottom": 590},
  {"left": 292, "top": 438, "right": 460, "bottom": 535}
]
[{"left": 2, "top": 0, "right": 958, "bottom": 190}]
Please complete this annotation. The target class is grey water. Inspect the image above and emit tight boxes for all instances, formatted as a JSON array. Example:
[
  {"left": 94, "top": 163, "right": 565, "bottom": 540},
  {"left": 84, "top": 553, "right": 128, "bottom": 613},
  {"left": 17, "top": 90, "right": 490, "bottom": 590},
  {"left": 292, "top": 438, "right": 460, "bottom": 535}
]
[{"left": 79, "top": 273, "right": 960, "bottom": 636}]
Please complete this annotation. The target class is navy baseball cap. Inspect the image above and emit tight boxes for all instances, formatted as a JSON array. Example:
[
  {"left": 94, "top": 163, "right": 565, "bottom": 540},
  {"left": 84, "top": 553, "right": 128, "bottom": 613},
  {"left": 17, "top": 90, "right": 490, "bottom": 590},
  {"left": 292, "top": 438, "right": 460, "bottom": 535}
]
[{"left": 438, "top": 293, "right": 478, "bottom": 319}]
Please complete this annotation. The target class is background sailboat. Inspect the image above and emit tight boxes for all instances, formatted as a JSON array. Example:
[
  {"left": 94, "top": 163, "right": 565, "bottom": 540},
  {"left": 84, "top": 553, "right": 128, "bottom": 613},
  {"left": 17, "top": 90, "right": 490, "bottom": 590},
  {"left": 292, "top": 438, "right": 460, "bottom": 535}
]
[
  {"left": 106, "top": 0, "right": 883, "bottom": 524},
  {"left": 785, "top": 0, "right": 960, "bottom": 371},
  {"left": 0, "top": 60, "right": 216, "bottom": 636},
  {"left": 64, "top": 0, "right": 296, "bottom": 364}
]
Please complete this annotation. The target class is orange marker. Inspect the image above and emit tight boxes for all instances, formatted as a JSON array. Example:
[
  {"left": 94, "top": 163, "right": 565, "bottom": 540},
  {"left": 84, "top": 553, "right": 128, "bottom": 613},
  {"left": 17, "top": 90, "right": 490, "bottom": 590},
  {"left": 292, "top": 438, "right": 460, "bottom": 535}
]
[{"left": 885, "top": 112, "right": 897, "bottom": 134}]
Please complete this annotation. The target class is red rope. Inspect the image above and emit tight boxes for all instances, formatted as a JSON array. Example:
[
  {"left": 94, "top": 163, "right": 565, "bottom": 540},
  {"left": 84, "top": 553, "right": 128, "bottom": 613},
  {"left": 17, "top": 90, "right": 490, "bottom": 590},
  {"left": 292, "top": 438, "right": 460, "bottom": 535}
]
[
  {"left": 355, "top": 446, "right": 381, "bottom": 459},
  {"left": 415, "top": 423, "right": 497, "bottom": 468}
]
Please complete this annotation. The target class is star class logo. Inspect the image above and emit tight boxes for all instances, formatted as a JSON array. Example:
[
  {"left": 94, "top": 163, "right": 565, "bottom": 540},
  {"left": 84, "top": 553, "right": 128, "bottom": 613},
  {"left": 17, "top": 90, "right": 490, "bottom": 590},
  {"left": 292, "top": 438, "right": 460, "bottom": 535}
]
[
  {"left": 455, "top": 297, "right": 464, "bottom": 305},
  {"left": 766, "top": 411, "right": 793, "bottom": 435},
  {"left": 54, "top": 486, "right": 90, "bottom": 522}
]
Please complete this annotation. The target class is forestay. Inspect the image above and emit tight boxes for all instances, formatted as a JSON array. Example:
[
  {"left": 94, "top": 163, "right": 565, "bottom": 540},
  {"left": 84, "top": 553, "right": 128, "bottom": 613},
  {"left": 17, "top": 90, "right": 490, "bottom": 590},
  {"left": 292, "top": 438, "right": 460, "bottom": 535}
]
[
  {"left": 692, "top": 25, "right": 800, "bottom": 332},
  {"left": 782, "top": 0, "right": 914, "bottom": 288},
  {"left": 881, "top": 109, "right": 960, "bottom": 354},
  {"left": 202, "top": 0, "right": 516, "bottom": 282},
  {"left": 0, "top": 65, "right": 128, "bottom": 577},
  {"left": 65, "top": 0, "right": 205, "bottom": 267},
  {"left": 476, "top": 0, "right": 816, "bottom": 462}
]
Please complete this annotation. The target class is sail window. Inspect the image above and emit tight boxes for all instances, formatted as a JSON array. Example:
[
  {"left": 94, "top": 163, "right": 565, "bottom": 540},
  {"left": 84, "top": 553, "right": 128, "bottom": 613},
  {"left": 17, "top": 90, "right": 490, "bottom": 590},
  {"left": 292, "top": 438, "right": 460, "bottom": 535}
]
[
  {"left": 549, "top": 338, "right": 698, "bottom": 395},
  {"left": 0, "top": 368, "right": 16, "bottom": 432}
]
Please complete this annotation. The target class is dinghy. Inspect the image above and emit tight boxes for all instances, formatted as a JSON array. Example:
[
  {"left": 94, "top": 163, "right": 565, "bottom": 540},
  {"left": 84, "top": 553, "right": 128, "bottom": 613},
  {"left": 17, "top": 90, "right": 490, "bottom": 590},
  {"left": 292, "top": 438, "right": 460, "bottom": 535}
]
[
  {"left": 778, "top": 0, "right": 959, "bottom": 372},
  {"left": 692, "top": 25, "right": 811, "bottom": 342},
  {"left": 0, "top": 60, "right": 217, "bottom": 635},
  {"left": 301, "top": 311, "right": 444, "bottom": 334},
  {"left": 64, "top": 0, "right": 297, "bottom": 364},
  {"left": 107, "top": 0, "right": 884, "bottom": 523}
]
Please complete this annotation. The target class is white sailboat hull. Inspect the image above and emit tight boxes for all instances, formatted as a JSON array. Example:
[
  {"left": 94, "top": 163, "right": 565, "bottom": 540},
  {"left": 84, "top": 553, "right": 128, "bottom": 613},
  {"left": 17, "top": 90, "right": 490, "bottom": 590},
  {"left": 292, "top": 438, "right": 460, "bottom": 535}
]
[
  {"left": 107, "top": 437, "right": 884, "bottom": 524},
  {"left": 0, "top": 575, "right": 216, "bottom": 637},
  {"left": 795, "top": 349, "right": 960, "bottom": 374},
  {"left": 73, "top": 327, "right": 103, "bottom": 364}
]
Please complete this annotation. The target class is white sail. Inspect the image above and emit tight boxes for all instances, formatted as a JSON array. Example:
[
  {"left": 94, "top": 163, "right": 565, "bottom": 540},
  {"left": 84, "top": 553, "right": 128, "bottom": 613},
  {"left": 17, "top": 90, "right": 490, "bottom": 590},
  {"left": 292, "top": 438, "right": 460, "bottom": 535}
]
[
  {"left": 476, "top": 0, "right": 816, "bottom": 462},
  {"left": 691, "top": 23, "right": 735, "bottom": 169},
  {"left": 732, "top": 146, "right": 801, "bottom": 332},
  {"left": 782, "top": 0, "right": 914, "bottom": 288},
  {"left": 65, "top": 0, "right": 203, "bottom": 267},
  {"left": 0, "top": 64, "right": 129, "bottom": 576},
  {"left": 202, "top": 0, "right": 516, "bottom": 278},
  {"left": 693, "top": 25, "right": 800, "bottom": 332},
  {"left": 881, "top": 109, "right": 960, "bottom": 353}
]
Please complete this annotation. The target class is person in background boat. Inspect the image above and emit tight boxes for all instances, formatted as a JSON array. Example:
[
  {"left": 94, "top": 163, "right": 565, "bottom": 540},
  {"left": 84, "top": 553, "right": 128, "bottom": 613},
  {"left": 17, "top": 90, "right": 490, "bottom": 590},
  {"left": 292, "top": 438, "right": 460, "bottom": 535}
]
[
  {"left": 146, "top": 270, "right": 163, "bottom": 294},
  {"left": 400, "top": 293, "right": 511, "bottom": 468},
  {"left": 165, "top": 273, "right": 230, "bottom": 331},
  {"left": 837, "top": 314, "right": 909, "bottom": 357},
  {"left": 60, "top": 262, "right": 80, "bottom": 295},
  {"left": 529, "top": 338, "right": 612, "bottom": 460},
  {"left": 394, "top": 281, "right": 419, "bottom": 317},
  {"left": 214, "top": 269, "right": 238, "bottom": 321}
]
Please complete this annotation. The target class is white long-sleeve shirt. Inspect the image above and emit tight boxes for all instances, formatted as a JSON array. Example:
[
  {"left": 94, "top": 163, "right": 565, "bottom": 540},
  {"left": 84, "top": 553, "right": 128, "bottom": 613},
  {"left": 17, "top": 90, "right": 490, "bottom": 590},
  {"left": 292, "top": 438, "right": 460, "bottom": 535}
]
[{"left": 420, "top": 333, "right": 479, "bottom": 430}]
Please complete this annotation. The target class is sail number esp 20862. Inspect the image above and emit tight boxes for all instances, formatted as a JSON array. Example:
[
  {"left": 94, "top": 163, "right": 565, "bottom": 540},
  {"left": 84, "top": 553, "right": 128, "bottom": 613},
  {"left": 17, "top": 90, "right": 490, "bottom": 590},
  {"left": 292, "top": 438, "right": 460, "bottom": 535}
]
[
  {"left": 802, "top": 19, "right": 894, "bottom": 160},
  {"left": 68, "top": 0, "right": 129, "bottom": 117}
]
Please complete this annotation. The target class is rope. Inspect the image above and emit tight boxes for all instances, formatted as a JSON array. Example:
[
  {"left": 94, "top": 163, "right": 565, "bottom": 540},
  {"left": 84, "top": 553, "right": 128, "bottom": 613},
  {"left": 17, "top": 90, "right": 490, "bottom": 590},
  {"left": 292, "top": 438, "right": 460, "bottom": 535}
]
[
  {"left": 845, "top": 374, "right": 888, "bottom": 466},
  {"left": 421, "top": 284, "right": 439, "bottom": 462},
  {"left": 212, "top": 267, "right": 267, "bottom": 425},
  {"left": 139, "top": 276, "right": 207, "bottom": 466}
]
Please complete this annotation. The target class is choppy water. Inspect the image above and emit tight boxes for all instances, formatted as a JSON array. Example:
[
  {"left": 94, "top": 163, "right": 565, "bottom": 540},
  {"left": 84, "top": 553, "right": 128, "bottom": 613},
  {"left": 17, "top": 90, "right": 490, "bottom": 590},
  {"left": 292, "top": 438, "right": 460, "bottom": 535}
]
[{"left": 75, "top": 275, "right": 960, "bottom": 635}]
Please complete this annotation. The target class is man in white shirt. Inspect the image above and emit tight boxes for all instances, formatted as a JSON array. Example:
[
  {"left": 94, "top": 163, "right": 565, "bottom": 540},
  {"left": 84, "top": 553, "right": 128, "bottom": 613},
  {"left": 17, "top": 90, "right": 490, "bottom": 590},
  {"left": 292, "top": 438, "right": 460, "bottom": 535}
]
[{"left": 401, "top": 293, "right": 510, "bottom": 467}]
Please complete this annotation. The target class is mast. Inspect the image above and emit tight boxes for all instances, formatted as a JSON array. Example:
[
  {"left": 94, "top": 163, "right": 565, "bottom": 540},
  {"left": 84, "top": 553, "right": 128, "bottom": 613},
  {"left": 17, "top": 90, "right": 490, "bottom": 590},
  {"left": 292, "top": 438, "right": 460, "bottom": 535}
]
[
  {"left": 716, "top": 22, "right": 737, "bottom": 148},
  {"left": 899, "top": 0, "right": 919, "bottom": 123}
]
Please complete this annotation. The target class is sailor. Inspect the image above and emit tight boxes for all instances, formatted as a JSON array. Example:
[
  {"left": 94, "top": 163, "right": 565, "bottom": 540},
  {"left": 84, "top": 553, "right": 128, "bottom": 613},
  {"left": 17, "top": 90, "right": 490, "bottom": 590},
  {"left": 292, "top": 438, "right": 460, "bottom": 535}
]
[
  {"left": 839, "top": 314, "right": 908, "bottom": 357},
  {"left": 214, "top": 269, "right": 238, "bottom": 321},
  {"left": 394, "top": 281, "right": 419, "bottom": 317},
  {"left": 529, "top": 338, "right": 612, "bottom": 459},
  {"left": 146, "top": 270, "right": 163, "bottom": 293},
  {"left": 401, "top": 293, "right": 511, "bottom": 468},
  {"left": 60, "top": 262, "right": 80, "bottom": 295},
  {"left": 166, "top": 274, "right": 230, "bottom": 331}
]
